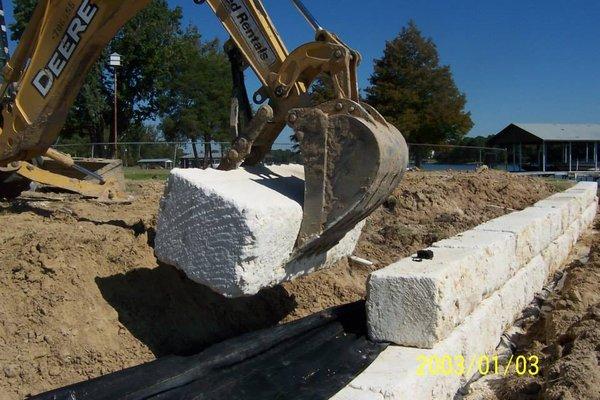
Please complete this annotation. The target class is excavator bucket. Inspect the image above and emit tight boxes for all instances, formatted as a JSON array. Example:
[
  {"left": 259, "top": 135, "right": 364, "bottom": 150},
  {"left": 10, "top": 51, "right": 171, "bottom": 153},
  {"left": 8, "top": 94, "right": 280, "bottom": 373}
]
[{"left": 287, "top": 98, "right": 409, "bottom": 260}]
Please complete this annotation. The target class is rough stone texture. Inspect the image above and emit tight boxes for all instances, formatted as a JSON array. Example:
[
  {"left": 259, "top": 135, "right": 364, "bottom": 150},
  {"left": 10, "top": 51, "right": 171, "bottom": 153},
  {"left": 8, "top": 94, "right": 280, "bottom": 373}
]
[
  {"left": 474, "top": 206, "right": 563, "bottom": 265},
  {"left": 367, "top": 182, "right": 597, "bottom": 348},
  {"left": 431, "top": 230, "right": 518, "bottom": 298},
  {"left": 335, "top": 236, "right": 587, "bottom": 400},
  {"left": 155, "top": 164, "right": 364, "bottom": 297},
  {"left": 534, "top": 196, "right": 583, "bottom": 230},
  {"left": 336, "top": 253, "right": 554, "bottom": 400},
  {"left": 367, "top": 231, "right": 517, "bottom": 348},
  {"left": 565, "top": 181, "right": 598, "bottom": 207},
  {"left": 345, "top": 182, "right": 597, "bottom": 400},
  {"left": 542, "top": 223, "right": 578, "bottom": 274},
  {"left": 582, "top": 200, "right": 599, "bottom": 228}
]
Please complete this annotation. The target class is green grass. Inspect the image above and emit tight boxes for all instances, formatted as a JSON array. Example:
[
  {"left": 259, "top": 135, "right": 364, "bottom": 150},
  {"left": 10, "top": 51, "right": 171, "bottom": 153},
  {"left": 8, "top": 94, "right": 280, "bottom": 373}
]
[
  {"left": 545, "top": 178, "right": 576, "bottom": 193},
  {"left": 124, "top": 167, "right": 171, "bottom": 181}
]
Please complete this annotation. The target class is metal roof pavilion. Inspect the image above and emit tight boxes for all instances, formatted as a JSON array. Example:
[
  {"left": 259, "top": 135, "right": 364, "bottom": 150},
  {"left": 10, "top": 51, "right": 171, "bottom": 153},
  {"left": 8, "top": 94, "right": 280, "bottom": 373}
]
[
  {"left": 491, "top": 123, "right": 600, "bottom": 172},
  {"left": 512, "top": 123, "right": 600, "bottom": 141},
  {"left": 492, "top": 123, "right": 600, "bottom": 145}
]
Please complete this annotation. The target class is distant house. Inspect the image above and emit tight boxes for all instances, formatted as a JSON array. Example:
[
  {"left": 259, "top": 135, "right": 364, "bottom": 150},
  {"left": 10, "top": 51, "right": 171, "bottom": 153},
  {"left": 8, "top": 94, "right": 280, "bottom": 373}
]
[
  {"left": 137, "top": 158, "right": 173, "bottom": 169},
  {"left": 490, "top": 123, "right": 600, "bottom": 172}
]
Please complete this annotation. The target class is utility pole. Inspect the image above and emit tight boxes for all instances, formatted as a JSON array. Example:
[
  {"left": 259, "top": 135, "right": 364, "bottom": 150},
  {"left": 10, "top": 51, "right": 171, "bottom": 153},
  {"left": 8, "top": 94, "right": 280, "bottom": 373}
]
[{"left": 109, "top": 52, "right": 122, "bottom": 157}]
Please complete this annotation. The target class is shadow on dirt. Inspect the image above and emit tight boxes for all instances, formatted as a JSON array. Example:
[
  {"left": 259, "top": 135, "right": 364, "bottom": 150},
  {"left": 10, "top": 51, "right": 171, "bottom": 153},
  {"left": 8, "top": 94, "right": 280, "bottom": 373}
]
[
  {"left": 5, "top": 199, "right": 159, "bottom": 246},
  {"left": 96, "top": 263, "right": 297, "bottom": 357},
  {"left": 3, "top": 199, "right": 56, "bottom": 218}
]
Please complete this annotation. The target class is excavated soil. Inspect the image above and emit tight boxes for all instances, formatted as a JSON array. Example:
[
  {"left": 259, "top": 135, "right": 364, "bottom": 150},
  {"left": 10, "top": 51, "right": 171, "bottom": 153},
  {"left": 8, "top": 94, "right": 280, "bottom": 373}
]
[
  {"left": 466, "top": 221, "right": 600, "bottom": 400},
  {"left": 0, "top": 170, "right": 569, "bottom": 398}
]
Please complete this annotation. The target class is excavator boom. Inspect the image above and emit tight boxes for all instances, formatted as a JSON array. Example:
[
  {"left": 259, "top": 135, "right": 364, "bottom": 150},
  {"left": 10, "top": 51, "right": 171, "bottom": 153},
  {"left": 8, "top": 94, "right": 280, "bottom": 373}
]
[{"left": 0, "top": 0, "right": 408, "bottom": 258}]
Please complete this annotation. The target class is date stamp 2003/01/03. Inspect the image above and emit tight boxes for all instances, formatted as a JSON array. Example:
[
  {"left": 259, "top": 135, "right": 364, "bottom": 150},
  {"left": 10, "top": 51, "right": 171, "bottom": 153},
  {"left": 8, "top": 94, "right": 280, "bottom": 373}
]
[{"left": 416, "top": 354, "right": 540, "bottom": 377}]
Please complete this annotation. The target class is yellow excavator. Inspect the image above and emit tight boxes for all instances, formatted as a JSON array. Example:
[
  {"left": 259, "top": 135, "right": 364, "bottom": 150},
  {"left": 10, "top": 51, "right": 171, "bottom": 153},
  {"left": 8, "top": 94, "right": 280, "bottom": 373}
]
[{"left": 0, "top": 0, "right": 408, "bottom": 258}]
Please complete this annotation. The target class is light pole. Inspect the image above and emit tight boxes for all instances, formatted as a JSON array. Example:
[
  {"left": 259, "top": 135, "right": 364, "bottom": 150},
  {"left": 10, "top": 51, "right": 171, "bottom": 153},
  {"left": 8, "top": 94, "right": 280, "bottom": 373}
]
[{"left": 109, "top": 52, "right": 122, "bottom": 157}]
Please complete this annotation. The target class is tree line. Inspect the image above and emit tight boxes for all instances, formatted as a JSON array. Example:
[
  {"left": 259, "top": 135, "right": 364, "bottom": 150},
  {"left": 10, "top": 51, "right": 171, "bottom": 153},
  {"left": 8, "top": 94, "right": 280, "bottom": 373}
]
[
  {"left": 12, "top": 0, "right": 231, "bottom": 165},
  {"left": 11, "top": 1, "right": 475, "bottom": 165}
]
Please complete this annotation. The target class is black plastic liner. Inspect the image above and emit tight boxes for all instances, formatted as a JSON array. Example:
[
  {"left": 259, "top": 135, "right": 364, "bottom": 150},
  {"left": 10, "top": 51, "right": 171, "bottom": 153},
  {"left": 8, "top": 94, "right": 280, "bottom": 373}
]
[{"left": 31, "top": 301, "right": 386, "bottom": 400}]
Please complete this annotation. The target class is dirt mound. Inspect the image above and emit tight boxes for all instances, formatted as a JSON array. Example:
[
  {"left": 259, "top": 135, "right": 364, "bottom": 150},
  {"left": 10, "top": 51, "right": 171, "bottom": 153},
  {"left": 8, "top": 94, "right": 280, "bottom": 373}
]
[
  {"left": 0, "top": 171, "right": 566, "bottom": 398},
  {"left": 280, "top": 170, "right": 568, "bottom": 321}
]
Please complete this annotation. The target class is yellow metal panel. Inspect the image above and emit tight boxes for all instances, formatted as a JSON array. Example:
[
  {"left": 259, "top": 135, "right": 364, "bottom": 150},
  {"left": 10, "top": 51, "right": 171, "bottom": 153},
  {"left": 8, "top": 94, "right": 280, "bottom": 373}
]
[{"left": 0, "top": 0, "right": 150, "bottom": 165}]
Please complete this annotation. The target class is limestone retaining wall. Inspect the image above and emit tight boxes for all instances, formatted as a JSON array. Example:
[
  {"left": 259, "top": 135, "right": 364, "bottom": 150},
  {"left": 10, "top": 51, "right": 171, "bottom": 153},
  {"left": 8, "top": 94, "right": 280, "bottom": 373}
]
[{"left": 333, "top": 181, "right": 597, "bottom": 399}]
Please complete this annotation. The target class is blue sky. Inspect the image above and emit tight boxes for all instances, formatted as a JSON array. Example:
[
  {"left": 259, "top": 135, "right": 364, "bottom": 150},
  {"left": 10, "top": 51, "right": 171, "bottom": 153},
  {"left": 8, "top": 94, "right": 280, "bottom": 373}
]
[{"left": 4, "top": 1, "right": 599, "bottom": 138}]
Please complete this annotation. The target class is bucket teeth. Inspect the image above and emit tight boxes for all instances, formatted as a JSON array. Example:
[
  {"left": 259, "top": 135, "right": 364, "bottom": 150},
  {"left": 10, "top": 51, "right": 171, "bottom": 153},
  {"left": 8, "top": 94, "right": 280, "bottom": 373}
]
[{"left": 287, "top": 99, "right": 409, "bottom": 260}]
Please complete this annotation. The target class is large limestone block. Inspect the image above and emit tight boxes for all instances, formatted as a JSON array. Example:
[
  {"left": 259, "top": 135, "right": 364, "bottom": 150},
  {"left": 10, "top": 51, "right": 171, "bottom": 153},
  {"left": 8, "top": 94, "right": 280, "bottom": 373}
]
[
  {"left": 367, "top": 191, "right": 583, "bottom": 349},
  {"left": 352, "top": 185, "right": 596, "bottom": 399},
  {"left": 367, "top": 230, "right": 517, "bottom": 348},
  {"left": 155, "top": 165, "right": 364, "bottom": 297},
  {"left": 431, "top": 230, "right": 518, "bottom": 297},
  {"left": 565, "top": 181, "right": 598, "bottom": 206},
  {"left": 336, "top": 254, "right": 554, "bottom": 400},
  {"left": 534, "top": 196, "right": 583, "bottom": 230},
  {"left": 533, "top": 182, "right": 597, "bottom": 239},
  {"left": 563, "top": 202, "right": 597, "bottom": 249},
  {"left": 582, "top": 201, "right": 598, "bottom": 229},
  {"left": 542, "top": 226, "right": 576, "bottom": 274},
  {"left": 547, "top": 182, "right": 597, "bottom": 218},
  {"left": 474, "top": 206, "right": 562, "bottom": 265}
]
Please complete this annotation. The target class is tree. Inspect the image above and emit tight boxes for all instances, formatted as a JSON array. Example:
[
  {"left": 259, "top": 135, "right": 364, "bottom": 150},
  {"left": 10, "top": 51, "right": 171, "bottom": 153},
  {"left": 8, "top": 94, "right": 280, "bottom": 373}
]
[
  {"left": 9, "top": 0, "right": 36, "bottom": 40},
  {"left": 265, "top": 149, "right": 302, "bottom": 165},
  {"left": 108, "top": 1, "right": 194, "bottom": 141},
  {"left": 160, "top": 38, "right": 232, "bottom": 168},
  {"left": 366, "top": 21, "right": 473, "bottom": 165},
  {"left": 309, "top": 75, "right": 336, "bottom": 106},
  {"left": 63, "top": 63, "right": 110, "bottom": 148},
  {"left": 10, "top": 0, "right": 203, "bottom": 152}
]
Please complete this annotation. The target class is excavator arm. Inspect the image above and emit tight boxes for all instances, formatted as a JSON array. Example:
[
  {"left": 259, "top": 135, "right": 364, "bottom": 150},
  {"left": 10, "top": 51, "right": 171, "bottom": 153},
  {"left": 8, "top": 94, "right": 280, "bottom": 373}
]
[{"left": 0, "top": 0, "right": 408, "bottom": 259}]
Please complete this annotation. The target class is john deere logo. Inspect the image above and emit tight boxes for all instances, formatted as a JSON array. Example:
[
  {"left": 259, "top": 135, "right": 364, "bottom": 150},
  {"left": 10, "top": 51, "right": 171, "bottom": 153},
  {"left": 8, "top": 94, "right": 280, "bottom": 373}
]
[{"left": 32, "top": 0, "right": 98, "bottom": 97}]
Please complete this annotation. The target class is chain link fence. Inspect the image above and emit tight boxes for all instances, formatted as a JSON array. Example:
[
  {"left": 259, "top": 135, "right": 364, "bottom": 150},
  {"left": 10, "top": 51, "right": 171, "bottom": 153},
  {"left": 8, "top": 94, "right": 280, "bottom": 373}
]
[
  {"left": 408, "top": 143, "right": 508, "bottom": 171},
  {"left": 53, "top": 141, "right": 507, "bottom": 172},
  {"left": 53, "top": 141, "right": 300, "bottom": 169}
]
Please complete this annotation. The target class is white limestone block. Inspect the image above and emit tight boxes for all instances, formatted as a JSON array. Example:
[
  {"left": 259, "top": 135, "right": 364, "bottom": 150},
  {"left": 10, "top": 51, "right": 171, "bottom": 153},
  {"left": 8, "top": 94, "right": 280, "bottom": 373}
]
[
  {"left": 367, "top": 230, "right": 517, "bottom": 348},
  {"left": 548, "top": 182, "right": 597, "bottom": 218},
  {"left": 566, "top": 192, "right": 597, "bottom": 246},
  {"left": 474, "top": 206, "right": 562, "bottom": 265},
  {"left": 155, "top": 164, "right": 364, "bottom": 297},
  {"left": 431, "top": 230, "right": 518, "bottom": 297},
  {"left": 335, "top": 254, "right": 553, "bottom": 400},
  {"left": 493, "top": 255, "right": 548, "bottom": 331},
  {"left": 332, "top": 387, "right": 381, "bottom": 400},
  {"left": 367, "top": 189, "right": 582, "bottom": 349},
  {"left": 542, "top": 227, "right": 576, "bottom": 274},
  {"left": 533, "top": 182, "right": 596, "bottom": 234},
  {"left": 534, "top": 196, "right": 583, "bottom": 230},
  {"left": 581, "top": 201, "right": 598, "bottom": 229},
  {"left": 566, "top": 181, "right": 598, "bottom": 206},
  {"left": 350, "top": 184, "right": 595, "bottom": 399}
]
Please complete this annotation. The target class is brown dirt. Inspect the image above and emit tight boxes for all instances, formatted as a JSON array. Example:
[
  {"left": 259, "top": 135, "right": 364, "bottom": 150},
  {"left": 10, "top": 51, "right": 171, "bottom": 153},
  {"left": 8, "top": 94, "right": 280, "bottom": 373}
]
[
  {"left": 469, "top": 221, "right": 600, "bottom": 400},
  {"left": 0, "top": 171, "right": 567, "bottom": 398},
  {"left": 280, "top": 171, "right": 570, "bottom": 321}
]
